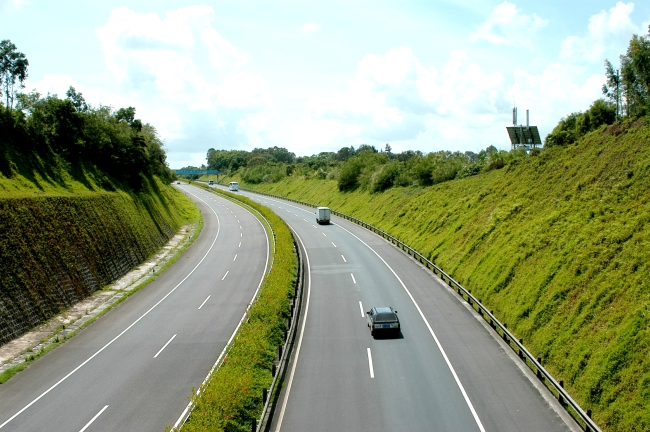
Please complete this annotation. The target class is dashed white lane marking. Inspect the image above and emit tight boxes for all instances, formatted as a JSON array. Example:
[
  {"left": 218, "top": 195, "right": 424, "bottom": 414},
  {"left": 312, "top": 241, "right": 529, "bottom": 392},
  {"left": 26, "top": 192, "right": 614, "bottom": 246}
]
[
  {"left": 239, "top": 226, "right": 242, "bottom": 229},
  {"left": 222, "top": 271, "right": 229, "bottom": 280},
  {"left": 240, "top": 232, "right": 243, "bottom": 237},
  {"left": 198, "top": 295, "right": 211, "bottom": 310},
  {"left": 359, "top": 301, "right": 365, "bottom": 317},
  {"left": 342, "top": 255, "right": 347, "bottom": 263},
  {"left": 312, "top": 225, "right": 317, "bottom": 229},
  {"left": 351, "top": 273, "right": 356, "bottom": 284},
  {"left": 79, "top": 405, "right": 109, "bottom": 432},
  {"left": 321, "top": 232, "right": 327, "bottom": 237},
  {"left": 331, "top": 242, "right": 337, "bottom": 248},
  {"left": 367, "top": 348, "right": 375, "bottom": 378},
  {"left": 303, "top": 219, "right": 308, "bottom": 222},
  {"left": 238, "top": 242, "right": 241, "bottom": 247},
  {"left": 233, "top": 254, "right": 238, "bottom": 261},
  {"left": 154, "top": 334, "right": 177, "bottom": 358}
]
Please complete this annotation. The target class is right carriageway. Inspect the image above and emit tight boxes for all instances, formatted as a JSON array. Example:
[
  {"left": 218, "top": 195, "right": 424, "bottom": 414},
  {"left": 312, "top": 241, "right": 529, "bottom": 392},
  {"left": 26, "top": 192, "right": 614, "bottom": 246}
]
[{"left": 226, "top": 186, "right": 582, "bottom": 432}]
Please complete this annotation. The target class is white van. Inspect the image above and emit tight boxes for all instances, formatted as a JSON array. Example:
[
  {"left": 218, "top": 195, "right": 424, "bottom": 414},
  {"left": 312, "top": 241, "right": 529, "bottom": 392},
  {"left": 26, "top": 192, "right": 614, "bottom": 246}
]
[
  {"left": 208, "top": 180, "right": 214, "bottom": 185},
  {"left": 316, "top": 207, "right": 330, "bottom": 225},
  {"left": 229, "top": 181, "right": 239, "bottom": 191}
]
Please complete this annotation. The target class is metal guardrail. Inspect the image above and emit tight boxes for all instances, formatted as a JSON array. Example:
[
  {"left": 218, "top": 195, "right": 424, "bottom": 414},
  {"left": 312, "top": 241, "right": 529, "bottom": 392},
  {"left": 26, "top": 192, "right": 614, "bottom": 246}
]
[{"left": 241, "top": 188, "right": 602, "bottom": 432}]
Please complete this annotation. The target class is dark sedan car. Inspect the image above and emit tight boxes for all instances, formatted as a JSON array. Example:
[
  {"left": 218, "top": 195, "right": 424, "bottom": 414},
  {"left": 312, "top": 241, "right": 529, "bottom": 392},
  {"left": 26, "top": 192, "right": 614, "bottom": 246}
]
[{"left": 366, "top": 306, "right": 400, "bottom": 337}]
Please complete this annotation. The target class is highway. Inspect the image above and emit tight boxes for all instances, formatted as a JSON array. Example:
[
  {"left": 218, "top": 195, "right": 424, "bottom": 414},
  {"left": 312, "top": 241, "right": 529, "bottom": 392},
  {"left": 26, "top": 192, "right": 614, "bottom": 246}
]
[
  {"left": 0, "top": 186, "right": 269, "bottom": 431},
  {"left": 220, "top": 185, "right": 579, "bottom": 432}
]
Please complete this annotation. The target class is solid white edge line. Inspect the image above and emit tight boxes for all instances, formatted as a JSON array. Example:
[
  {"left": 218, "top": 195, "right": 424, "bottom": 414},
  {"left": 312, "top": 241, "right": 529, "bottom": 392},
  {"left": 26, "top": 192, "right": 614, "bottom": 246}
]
[
  {"left": 342, "top": 255, "right": 346, "bottom": 262},
  {"left": 222, "top": 271, "right": 229, "bottom": 280},
  {"left": 79, "top": 405, "right": 109, "bottom": 432},
  {"left": 359, "top": 301, "right": 365, "bottom": 317},
  {"left": 173, "top": 186, "right": 271, "bottom": 430},
  {"left": 274, "top": 228, "right": 311, "bottom": 432},
  {"left": 335, "top": 223, "right": 487, "bottom": 432},
  {"left": 154, "top": 334, "right": 177, "bottom": 358},
  {"left": 367, "top": 348, "right": 374, "bottom": 379},
  {"left": 198, "top": 295, "right": 211, "bottom": 310},
  {"left": 0, "top": 189, "right": 222, "bottom": 430},
  {"left": 351, "top": 273, "right": 356, "bottom": 284}
]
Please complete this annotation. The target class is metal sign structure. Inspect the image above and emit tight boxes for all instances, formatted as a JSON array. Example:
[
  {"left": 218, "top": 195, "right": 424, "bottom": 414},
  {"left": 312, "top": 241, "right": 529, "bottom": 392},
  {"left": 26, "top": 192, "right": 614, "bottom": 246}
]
[
  {"left": 506, "top": 107, "right": 542, "bottom": 151},
  {"left": 173, "top": 169, "right": 219, "bottom": 175}
]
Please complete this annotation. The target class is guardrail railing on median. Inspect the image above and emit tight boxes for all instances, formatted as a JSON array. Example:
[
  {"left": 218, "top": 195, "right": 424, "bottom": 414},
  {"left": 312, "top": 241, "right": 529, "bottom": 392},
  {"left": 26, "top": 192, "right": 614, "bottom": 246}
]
[{"left": 241, "top": 187, "right": 601, "bottom": 432}]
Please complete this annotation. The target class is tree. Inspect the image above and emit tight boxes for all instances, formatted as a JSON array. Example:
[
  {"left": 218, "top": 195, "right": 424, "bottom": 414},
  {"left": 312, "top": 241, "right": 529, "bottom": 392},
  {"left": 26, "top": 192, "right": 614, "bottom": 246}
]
[
  {"left": 602, "top": 59, "right": 622, "bottom": 118},
  {"left": 0, "top": 40, "right": 29, "bottom": 109},
  {"left": 115, "top": 106, "right": 136, "bottom": 124},
  {"left": 66, "top": 86, "right": 88, "bottom": 112}
]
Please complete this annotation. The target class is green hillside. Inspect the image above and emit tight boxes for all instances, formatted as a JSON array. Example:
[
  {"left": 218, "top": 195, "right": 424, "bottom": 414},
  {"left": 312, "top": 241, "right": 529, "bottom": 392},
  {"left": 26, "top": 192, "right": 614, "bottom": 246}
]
[
  {"left": 0, "top": 91, "right": 197, "bottom": 347},
  {"left": 226, "top": 119, "right": 650, "bottom": 431}
]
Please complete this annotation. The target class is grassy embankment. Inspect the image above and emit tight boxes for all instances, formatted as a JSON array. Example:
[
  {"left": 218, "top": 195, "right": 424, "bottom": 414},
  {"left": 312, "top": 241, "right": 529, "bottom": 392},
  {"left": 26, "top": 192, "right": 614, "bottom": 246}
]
[
  {"left": 0, "top": 159, "right": 198, "bottom": 351},
  {"left": 178, "top": 185, "right": 296, "bottom": 432},
  {"left": 219, "top": 119, "right": 650, "bottom": 432}
]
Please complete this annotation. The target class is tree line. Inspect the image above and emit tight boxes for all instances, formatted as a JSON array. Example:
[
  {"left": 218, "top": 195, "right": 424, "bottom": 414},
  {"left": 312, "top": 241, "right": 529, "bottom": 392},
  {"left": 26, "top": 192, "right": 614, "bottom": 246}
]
[
  {"left": 0, "top": 40, "right": 174, "bottom": 188},
  {"left": 206, "top": 143, "right": 522, "bottom": 193}
]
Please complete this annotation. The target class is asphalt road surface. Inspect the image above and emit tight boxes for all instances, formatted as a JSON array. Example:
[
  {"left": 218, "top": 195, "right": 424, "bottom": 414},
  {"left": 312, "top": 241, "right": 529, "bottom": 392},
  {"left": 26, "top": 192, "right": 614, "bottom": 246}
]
[
  {"left": 222, "top": 185, "right": 579, "bottom": 432},
  {"left": 0, "top": 185, "right": 269, "bottom": 431}
]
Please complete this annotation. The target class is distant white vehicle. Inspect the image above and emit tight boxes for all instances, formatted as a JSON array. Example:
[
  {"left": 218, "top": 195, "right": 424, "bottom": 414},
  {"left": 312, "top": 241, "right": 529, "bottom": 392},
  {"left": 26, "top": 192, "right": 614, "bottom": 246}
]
[
  {"left": 316, "top": 207, "right": 330, "bottom": 225},
  {"left": 229, "top": 181, "right": 239, "bottom": 191},
  {"left": 208, "top": 180, "right": 214, "bottom": 185}
]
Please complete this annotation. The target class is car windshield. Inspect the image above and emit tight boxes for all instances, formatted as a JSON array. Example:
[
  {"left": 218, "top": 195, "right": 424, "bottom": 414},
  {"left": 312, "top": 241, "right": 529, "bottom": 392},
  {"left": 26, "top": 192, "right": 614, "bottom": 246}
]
[{"left": 375, "top": 313, "right": 397, "bottom": 322}]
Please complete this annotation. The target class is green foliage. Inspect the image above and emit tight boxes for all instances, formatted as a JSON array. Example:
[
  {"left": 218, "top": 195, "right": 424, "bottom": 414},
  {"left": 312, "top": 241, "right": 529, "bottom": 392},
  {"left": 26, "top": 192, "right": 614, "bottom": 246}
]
[
  {"left": 181, "top": 187, "right": 296, "bottom": 432},
  {"left": 0, "top": 39, "right": 29, "bottom": 109},
  {"left": 603, "top": 27, "right": 650, "bottom": 117},
  {"left": 237, "top": 118, "right": 650, "bottom": 431},
  {"left": 0, "top": 96, "right": 171, "bottom": 189},
  {"left": 545, "top": 100, "right": 617, "bottom": 147}
]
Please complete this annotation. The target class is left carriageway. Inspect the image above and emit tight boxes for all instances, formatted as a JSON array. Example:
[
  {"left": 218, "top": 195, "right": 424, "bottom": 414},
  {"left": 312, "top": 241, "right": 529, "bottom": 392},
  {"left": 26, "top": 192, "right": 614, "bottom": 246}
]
[{"left": 0, "top": 184, "right": 269, "bottom": 431}]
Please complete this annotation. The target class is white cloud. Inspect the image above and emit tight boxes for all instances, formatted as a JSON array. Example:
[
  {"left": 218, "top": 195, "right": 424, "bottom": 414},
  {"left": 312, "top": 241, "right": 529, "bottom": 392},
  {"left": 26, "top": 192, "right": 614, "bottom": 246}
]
[
  {"left": 300, "top": 23, "right": 321, "bottom": 33},
  {"left": 471, "top": 2, "right": 547, "bottom": 47},
  {"left": 91, "top": 6, "right": 270, "bottom": 165},
  {"left": 0, "top": 0, "right": 28, "bottom": 11},
  {"left": 261, "top": 46, "right": 512, "bottom": 154},
  {"left": 560, "top": 2, "right": 640, "bottom": 62}
]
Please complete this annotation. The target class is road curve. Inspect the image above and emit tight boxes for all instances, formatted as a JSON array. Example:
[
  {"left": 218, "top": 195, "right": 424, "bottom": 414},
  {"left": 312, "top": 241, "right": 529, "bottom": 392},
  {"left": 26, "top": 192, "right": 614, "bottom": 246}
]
[
  {"left": 0, "top": 185, "right": 269, "bottom": 431},
  {"left": 229, "top": 187, "right": 579, "bottom": 432}
]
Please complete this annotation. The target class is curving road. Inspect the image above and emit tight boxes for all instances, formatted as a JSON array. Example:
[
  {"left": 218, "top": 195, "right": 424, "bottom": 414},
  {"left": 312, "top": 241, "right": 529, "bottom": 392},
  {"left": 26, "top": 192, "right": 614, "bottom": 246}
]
[
  {"left": 0, "top": 186, "right": 268, "bottom": 431},
  {"left": 223, "top": 185, "right": 580, "bottom": 432}
]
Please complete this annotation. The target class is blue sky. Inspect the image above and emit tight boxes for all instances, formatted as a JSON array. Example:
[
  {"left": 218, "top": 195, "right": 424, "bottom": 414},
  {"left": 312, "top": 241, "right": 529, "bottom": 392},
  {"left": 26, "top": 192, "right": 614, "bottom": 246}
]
[{"left": 2, "top": 0, "right": 649, "bottom": 168}]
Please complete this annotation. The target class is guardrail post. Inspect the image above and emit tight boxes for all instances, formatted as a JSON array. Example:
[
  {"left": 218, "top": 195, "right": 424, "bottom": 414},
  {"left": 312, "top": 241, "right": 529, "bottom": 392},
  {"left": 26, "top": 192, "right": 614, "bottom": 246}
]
[
  {"left": 272, "top": 364, "right": 276, "bottom": 377},
  {"left": 252, "top": 418, "right": 257, "bottom": 432},
  {"left": 558, "top": 380, "right": 566, "bottom": 406},
  {"left": 263, "top": 388, "right": 267, "bottom": 404}
]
